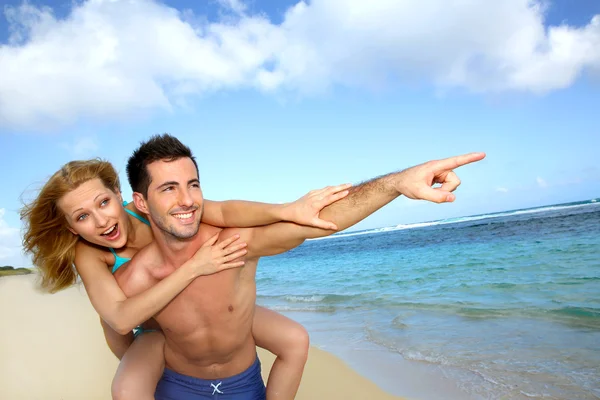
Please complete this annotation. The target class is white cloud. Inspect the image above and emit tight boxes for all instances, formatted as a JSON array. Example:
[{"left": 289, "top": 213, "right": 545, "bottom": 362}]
[
  {"left": 496, "top": 187, "right": 509, "bottom": 193},
  {"left": 217, "top": 0, "right": 247, "bottom": 15},
  {"left": 536, "top": 177, "right": 548, "bottom": 188},
  {"left": 0, "top": 208, "right": 30, "bottom": 268},
  {"left": 59, "top": 135, "right": 99, "bottom": 157},
  {"left": 1, "top": 0, "right": 599, "bottom": 130}
]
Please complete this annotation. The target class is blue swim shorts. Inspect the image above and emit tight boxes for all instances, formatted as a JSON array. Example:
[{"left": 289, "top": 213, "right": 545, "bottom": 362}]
[{"left": 155, "top": 355, "right": 266, "bottom": 400}]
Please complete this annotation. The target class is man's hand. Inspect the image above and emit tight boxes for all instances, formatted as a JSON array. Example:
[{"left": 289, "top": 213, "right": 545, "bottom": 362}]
[
  {"left": 395, "top": 152, "right": 486, "bottom": 203},
  {"left": 282, "top": 183, "right": 352, "bottom": 230}
]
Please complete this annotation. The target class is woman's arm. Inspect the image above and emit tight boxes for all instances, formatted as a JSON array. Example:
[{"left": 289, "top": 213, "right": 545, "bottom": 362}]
[
  {"left": 100, "top": 317, "right": 134, "bottom": 359},
  {"left": 202, "top": 199, "right": 285, "bottom": 228},
  {"left": 74, "top": 234, "right": 246, "bottom": 334},
  {"left": 202, "top": 184, "right": 352, "bottom": 229}
]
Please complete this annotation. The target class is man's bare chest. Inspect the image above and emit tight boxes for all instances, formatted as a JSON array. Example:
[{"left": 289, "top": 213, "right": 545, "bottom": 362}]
[{"left": 154, "top": 263, "right": 258, "bottom": 336}]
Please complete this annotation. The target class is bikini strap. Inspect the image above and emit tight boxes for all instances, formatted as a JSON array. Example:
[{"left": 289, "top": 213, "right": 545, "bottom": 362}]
[{"left": 122, "top": 201, "right": 150, "bottom": 225}]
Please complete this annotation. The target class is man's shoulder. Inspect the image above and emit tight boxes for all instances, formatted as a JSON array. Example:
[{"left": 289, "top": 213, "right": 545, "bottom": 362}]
[
  {"left": 202, "top": 221, "right": 250, "bottom": 239},
  {"left": 199, "top": 222, "right": 222, "bottom": 234},
  {"left": 114, "top": 244, "right": 161, "bottom": 296},
  {"left": 198, "top": 222, "right": 230, "bottom": 242},
  {"left": 129, "top": 242, "right": 160, "bottom": 266},
  {"left": 198, "top": 222, "right": 257, "bottom": 255}
]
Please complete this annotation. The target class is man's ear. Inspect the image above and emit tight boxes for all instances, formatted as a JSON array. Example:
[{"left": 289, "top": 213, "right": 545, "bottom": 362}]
[{"left": 132, "top": 192, "right": 149, "bottom": 214}]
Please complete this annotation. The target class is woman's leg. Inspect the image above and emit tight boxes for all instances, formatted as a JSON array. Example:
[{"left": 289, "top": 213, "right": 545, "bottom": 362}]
[
  {"left": 253, "top": 306, "right": 310, "bottom": 400},
  {"left": 100, "top": 317, "right": 134, "bottom": 360},
  {"left": 111, "top": 331, "right": 166, "bottom": 400}
]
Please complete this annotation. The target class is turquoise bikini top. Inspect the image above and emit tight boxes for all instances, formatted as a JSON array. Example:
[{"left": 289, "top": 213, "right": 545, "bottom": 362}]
[{"left": 110, "top": 202, "right": 150, "bottom": 274}]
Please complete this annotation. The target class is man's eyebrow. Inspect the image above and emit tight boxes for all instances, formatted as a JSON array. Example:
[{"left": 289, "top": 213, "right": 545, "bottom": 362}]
[
  {"left": 156, "top": 181, "right": 180, "bottom": 190},
  {"left": 189, "top": 179, "right": 200, "bottom": 185}
]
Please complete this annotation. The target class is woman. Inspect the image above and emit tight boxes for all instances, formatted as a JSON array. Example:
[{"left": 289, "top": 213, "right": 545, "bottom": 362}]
[{"left": 21, "top": 159, "right": 349, "bottom": 399}]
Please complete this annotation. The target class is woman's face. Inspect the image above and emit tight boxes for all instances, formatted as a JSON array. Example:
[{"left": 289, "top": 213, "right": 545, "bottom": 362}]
[{"left": 58, "top": 178, "right": 129, "bottom": 249}]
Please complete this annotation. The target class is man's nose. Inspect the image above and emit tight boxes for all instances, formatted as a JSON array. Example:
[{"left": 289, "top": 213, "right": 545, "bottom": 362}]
[{"left": 178, "top": 189, "right": 194, "bottom": 208}]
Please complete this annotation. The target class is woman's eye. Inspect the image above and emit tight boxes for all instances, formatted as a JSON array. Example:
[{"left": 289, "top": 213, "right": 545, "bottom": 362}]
[
  {"left": 100, "top": 199, "right": 109, "bottom": 207},
  {"left": 77, "top": 214, "right": 88, "bottom": 221}
]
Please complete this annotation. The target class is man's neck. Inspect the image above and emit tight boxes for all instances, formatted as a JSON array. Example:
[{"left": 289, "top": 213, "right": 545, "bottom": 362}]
[{"left": 151, "top": 225, "right": 205, "bottom": 269}]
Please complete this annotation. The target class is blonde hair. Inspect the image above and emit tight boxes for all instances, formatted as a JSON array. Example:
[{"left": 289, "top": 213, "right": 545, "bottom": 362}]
[{"left": 20, "top": 159, "right": 121, "bottom": 293}]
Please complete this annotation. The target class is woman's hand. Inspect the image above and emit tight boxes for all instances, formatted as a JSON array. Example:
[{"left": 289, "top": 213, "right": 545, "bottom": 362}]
[
  {"left": 282, "top": 183, "right": 352, "bottom": 230},
  {"left": 186, "top": 233, "right": 247, "bottom": 277}
]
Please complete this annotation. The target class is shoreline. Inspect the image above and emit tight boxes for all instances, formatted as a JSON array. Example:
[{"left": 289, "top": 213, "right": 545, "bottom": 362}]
[
  {"left": 278, "top": 310, "right": 469, "bottom": 400},
  {"left": 1, "top": 275, "right": 405, "bottom": 400}
]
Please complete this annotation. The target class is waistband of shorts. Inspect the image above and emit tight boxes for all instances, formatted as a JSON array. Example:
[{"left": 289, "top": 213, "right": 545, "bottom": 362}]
[{"left": 163, "top": 355, "right": 261, "bottom": 387}]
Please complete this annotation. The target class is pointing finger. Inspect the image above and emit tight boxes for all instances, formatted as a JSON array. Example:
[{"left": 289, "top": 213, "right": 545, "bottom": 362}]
[{"left": 436, "top": 152, "right": 486, "bottom": 171}]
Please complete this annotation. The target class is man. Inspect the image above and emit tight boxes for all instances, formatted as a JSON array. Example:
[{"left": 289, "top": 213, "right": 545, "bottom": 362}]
[{"left": 117, "top": 134, "right": 485, "bottom": 399}]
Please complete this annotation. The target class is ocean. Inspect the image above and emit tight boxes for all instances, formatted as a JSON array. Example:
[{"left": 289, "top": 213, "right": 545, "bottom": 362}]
[{"left": 255, "top": 199, "right": 600, "bottom": 399}]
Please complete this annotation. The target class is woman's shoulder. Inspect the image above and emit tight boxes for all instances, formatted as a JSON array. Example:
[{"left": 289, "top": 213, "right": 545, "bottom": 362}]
[{"left": 74, "top": 240, "right": 111, "bottom": 267}]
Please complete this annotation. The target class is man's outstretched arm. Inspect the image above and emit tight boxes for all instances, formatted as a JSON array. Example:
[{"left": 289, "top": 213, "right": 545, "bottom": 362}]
[{"left": 245, "top": 152, "right": 486, "bottom": 258}]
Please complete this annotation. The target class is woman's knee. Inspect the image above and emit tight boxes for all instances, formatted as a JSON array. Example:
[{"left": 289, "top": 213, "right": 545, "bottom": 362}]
[
  {"left": 111, "top": 374, "right": 136, "bottom": 400},
  {"left": 111, "top": 367, "right": 157, "bottom": 400},
  {"left": 283, "top": 322, "right": 310, "bottom": 362}
]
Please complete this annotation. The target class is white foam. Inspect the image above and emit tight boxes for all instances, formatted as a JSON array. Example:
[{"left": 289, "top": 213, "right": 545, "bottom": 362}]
[{"left": 283, "top": 295, "right": 326, "bottom": 303}]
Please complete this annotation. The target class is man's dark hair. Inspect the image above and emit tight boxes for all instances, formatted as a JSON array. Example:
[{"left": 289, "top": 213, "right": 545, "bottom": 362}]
[{"left": 126, "top": 133, "right": 199, "bottom": 196}]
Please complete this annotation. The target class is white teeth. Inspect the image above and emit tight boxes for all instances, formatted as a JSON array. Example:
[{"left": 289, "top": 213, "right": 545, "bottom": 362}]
[
  {"left": 103, "top": 225, "right": 116, "bottom": 235},
  {"left": 173, "top": 212, "right": 193, "bottom": 219}
]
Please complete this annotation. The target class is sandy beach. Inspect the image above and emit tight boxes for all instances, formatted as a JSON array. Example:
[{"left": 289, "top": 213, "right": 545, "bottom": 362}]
[{"left": 0, "top": 274, "right": 404, "bottom": 400}]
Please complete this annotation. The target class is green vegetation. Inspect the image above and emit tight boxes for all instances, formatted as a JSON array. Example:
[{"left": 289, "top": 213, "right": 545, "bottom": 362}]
[{"left": 0, "top": 266, "right": 33, "bottom": 277}]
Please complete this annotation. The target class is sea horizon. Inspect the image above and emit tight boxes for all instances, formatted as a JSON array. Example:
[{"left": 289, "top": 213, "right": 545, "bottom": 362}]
[{"left": 337, "top": 196, "right": 600, "bottom": 236}]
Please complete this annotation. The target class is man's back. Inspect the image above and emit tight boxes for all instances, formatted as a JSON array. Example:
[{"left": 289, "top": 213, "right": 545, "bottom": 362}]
[{"left": 116, "top": 223, "right": 260, "bottom": 379}]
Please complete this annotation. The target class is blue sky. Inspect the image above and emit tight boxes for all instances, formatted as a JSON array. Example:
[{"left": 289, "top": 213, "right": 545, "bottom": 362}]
[{"left": 1, "top": 0, "right": 599, "bottom": 267}]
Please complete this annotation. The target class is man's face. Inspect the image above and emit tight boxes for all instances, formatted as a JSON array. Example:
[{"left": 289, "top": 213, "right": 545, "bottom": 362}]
[{"left": 144, "top": 157, "right": 204, "bottom": 240}]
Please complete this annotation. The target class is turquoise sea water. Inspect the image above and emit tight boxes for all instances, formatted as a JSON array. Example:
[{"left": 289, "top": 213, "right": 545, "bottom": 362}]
[{"left": 256, "top": 199, "right": 600, "bottom": 399}]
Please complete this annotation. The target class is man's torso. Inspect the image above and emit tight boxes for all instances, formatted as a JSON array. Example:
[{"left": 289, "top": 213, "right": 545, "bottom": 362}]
[{"left": 115, "top": 223, "right": 260, "bottom": 379}]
